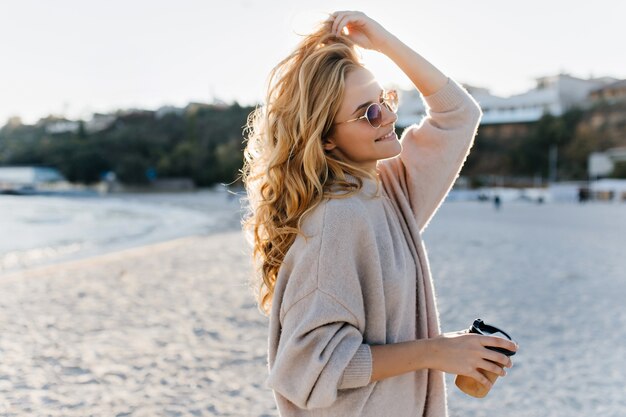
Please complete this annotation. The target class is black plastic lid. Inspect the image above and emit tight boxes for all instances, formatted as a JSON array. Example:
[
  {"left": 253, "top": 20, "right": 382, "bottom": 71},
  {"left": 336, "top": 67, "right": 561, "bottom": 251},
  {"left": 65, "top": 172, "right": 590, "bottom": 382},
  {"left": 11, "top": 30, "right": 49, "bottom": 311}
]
[{"left": 469, "top": 319, "right": 517, "bottom": 356}]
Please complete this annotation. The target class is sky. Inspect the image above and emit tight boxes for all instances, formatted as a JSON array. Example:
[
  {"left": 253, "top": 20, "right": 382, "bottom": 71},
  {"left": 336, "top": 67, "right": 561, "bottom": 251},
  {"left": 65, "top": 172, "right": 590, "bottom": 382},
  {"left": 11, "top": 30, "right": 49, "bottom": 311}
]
[{"left": 1, "top": 0, "right": 625, "bottom": 124}]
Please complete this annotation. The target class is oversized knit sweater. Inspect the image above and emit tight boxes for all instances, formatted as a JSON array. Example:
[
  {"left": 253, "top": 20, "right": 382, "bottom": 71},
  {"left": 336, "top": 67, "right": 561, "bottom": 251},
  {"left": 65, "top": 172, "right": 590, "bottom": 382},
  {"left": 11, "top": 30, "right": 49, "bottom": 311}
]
[{"left": 265, "top": 77, "right": 483, "bottom": 417}]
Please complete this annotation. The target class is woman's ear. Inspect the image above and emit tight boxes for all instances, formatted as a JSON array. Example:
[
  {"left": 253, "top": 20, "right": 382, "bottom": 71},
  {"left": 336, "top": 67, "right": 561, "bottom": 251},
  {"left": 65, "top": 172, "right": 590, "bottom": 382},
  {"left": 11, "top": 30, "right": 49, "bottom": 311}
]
[{"left": 323, "top": 137, "right": 337, "bottom": 152}]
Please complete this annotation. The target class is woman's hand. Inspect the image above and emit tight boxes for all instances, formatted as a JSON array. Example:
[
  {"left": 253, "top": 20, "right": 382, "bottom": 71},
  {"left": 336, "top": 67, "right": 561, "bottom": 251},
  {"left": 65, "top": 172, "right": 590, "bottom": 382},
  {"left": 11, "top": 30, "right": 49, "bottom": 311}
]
[
  {"left": 427, "top": 330, "right": 519, "bottom": 389},
  {"left": 328, "top": 11, "right": 395, "bottom": 52}
]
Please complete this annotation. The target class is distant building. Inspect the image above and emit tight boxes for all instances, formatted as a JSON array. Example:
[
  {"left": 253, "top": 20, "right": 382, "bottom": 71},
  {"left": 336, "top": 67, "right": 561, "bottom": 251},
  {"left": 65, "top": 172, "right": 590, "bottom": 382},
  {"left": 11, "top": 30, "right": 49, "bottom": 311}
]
[
  {"left": 4, "top": 116, "right": 23, "bottom": 129},
  {"left": 184, "top": 102, "right": 213, "bottom": 115},
  {"left": 115, "top": 109, "right": 155, "bottom": 118},
  {"left": 35, "top": 115, "right": 81, "bottom": 134},
  {"left": 86, "top": 113, "right": 116, "bottom": 133},
  {"left": 588, "top": 147, "right": 626, "bottom": 179},
  {"left": 396, "top": 73, "right": 618, "bottom": 128},
  {"left": 589, "top": 178, "right": 626, "bottom": 202},
  {"left": 45, "top": 120, "right": 80, "bottom": 134},
  {"left": 589, "top": 79, "right": 626, "bottom": 104},
  {"left": 0, "top": 166, "right": 68, "bottom": 193},
  {"left": 155, "top": 105, "right": 185, "bottom": 119}
]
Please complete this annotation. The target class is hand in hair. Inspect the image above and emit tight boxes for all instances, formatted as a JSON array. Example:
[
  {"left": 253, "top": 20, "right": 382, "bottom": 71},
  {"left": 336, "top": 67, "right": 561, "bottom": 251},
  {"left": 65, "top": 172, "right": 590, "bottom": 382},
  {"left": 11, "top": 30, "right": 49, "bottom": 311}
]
[{"left": 327, "top": 11, "right": 394, "bottom": 52}]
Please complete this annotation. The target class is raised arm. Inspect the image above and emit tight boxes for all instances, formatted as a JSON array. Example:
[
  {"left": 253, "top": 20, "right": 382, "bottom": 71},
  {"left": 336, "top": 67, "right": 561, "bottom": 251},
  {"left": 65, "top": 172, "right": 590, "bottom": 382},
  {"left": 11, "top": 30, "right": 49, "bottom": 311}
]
[
  {"left": 330, "top": 10, "right": 482, "bottom": 232},
  {"left": 373, "top": 18, "right": 482, "bottom": 232},
  {"left": 376, "top": 28, "right": 449, "bottom": 97},
  {"left": 378, "top": 77, "right": 482, "bottom": 233}
]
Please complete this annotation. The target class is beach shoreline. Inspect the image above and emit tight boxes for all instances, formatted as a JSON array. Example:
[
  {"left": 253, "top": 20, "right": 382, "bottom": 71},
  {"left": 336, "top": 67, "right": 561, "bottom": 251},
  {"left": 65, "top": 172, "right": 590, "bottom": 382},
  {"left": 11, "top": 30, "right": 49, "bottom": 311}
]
[
  {"left": 0, "top": 233, "right": 206, "bottom": 281},
  {"left": 0, "top": 188, "right": 246, "bottom": 276}
]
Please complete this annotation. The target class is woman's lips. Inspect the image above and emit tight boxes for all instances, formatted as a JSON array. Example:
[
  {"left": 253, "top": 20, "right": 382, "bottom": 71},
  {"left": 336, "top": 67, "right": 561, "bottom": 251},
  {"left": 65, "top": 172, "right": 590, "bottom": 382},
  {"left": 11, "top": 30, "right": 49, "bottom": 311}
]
[{"left": 375, "top": 130, "right": 397, "bottom": 142}]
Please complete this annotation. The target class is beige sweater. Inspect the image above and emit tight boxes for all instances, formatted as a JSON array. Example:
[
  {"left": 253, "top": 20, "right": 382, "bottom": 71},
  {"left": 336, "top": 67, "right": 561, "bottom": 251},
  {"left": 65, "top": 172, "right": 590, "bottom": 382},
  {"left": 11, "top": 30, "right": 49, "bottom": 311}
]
[{"left": 265, "top": 77, "right": 483, "bottom": 416}]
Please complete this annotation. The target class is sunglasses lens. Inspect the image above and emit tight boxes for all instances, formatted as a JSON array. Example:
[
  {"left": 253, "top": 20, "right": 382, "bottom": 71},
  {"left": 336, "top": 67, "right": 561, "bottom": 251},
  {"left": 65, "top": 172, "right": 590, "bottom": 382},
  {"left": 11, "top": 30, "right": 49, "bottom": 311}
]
[{"left": 366, "top": 104, "right": 382, "bottom": 128}]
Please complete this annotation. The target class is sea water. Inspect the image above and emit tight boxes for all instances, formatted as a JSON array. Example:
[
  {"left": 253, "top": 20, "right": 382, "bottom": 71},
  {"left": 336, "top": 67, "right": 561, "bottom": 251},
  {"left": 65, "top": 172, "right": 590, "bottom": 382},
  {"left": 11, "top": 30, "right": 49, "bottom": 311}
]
[{"left": 0, "top": 188, "right": 246, "bottom": 274}]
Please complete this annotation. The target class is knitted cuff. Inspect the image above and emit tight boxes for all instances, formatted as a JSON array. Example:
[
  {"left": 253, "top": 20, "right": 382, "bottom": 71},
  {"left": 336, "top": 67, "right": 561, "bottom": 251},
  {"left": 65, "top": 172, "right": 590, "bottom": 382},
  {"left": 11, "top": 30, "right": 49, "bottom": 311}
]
[
  {"left": 422, "top": 77, "right": 468, "bottom": 113},
  {"left": 338, "top": 344, "right": 373, "bottom": 390}
]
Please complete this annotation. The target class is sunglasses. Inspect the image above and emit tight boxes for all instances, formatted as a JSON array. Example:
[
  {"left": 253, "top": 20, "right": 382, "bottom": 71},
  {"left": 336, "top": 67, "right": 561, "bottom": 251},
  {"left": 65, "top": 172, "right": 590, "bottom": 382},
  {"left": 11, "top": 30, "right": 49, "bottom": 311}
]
[{"left": 334, "top": 90, "right": 399, "bottom": 129}]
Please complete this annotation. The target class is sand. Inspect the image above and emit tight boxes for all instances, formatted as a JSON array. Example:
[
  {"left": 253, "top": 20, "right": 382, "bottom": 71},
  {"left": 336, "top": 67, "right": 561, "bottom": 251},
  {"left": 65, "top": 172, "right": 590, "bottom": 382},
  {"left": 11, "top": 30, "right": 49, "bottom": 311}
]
[
  {"left": 1, "top": 200, "right": 625, "bottom": 416},
  {"left": 0, "top": 231, "right": 276, "bottom": 417}
]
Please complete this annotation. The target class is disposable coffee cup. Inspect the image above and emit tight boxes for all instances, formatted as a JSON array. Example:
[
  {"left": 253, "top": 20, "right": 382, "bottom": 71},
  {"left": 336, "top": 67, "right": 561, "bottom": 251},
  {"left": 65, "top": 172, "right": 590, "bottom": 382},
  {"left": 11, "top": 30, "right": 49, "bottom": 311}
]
[{"left": 455, "top": 319, "right": 517, "bottom": 398}]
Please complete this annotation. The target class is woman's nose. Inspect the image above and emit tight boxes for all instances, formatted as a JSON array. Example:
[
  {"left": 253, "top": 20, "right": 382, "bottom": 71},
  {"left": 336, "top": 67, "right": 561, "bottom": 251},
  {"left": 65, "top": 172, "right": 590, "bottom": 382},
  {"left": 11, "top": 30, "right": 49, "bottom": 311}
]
[{"left": 382, "top": 105, "right": 397, "bottom": 126}]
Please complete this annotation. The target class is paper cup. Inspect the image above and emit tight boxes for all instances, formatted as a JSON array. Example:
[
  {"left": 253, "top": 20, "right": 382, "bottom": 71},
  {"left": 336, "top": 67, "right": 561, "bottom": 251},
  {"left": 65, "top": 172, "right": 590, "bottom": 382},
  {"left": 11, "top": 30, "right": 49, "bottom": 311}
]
[{"left": 454, "top": 319, "right": 516, "bottom": 398}]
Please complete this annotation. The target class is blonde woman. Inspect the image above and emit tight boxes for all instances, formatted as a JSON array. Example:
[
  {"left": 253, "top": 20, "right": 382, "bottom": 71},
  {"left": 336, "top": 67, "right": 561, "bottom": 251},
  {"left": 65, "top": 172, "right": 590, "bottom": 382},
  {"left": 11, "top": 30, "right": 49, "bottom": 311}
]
[{"left": 242, "top": 10, "right": 518, "bottom": 417}]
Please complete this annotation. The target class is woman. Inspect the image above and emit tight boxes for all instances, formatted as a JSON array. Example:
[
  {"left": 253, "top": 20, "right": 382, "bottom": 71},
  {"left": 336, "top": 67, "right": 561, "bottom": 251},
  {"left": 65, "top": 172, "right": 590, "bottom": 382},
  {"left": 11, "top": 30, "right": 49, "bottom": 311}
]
[{"left": 241, "top": 11, "right": 518, "bottom": 417}]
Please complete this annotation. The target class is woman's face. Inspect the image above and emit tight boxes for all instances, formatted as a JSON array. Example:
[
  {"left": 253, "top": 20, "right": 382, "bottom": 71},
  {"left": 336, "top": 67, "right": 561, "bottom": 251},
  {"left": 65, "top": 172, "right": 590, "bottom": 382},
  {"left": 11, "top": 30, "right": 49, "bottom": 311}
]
[{"left": 323, "top": 67, "right": 400, "bottom": 174}]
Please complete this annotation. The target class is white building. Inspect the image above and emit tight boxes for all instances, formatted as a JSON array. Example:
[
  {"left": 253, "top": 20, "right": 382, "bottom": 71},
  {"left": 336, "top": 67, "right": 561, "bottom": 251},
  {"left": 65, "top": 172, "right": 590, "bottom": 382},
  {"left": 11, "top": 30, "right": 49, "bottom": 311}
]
[
  {"left": 155, "top": 105, "right": 185, "bottom": 119},
  {"left": 86, "top": 114, "right": 116, "bottom": 133},
  {"left": 396, "top": 73, "right": 619, "bottom": 128},
  {"left": 589, "top": 178, "right": 626, "bottom": 202},
  {"left": 0, "top": 166, "right": 68, "bottom": 192},
  {"left": 590, "top": 79, "right": 626, "bottom": 104},
  {"left": 45, "top": 120, "right": 80, "bottom": 134},
  {"left": 588, "top": 147, "right": 626, "bottom": 179}
]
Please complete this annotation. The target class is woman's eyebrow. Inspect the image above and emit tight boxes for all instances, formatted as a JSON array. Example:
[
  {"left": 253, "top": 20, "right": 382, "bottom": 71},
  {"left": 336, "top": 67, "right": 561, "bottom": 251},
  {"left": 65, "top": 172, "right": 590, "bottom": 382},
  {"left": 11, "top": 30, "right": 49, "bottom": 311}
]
[{"left": 351, "top": 89, "right": 384, "bottom": 116}]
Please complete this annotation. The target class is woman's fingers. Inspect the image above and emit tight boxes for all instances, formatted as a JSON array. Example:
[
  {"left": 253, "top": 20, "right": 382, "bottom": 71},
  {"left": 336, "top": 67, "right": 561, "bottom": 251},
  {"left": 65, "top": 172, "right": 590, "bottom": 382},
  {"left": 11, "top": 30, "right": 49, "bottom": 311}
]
[
  {"left": 333, "top": 16, "right": 347, "bottom": 37},
  {"left": 428, "top": 331, "right": 517, "bottom": 380},
  {"left": 330, "top": 13, "right": 339, "bottom": 34},
  {"left": 481, "top": 335, "right": 518, "bottom": 354},
  {"left": 481, "top": 360, "right": 507, "bottom": 377},
  {"left": 331, "top": 11, "right": 364, "bottom": 36},
  {"left": 333, "top": 14, "right": 354, "bottom": 37},
  {"left": 328, "top": 11, "right": 389, "bottom": 51},
  {"left": 484, "top": 350, "right": 512, "bottom": 368},
  {"left": 472, "top": 370, "right": 493, "bottom": 389},
  {"left": 331, "top": 11, "right": 348, "bottom": 34}
]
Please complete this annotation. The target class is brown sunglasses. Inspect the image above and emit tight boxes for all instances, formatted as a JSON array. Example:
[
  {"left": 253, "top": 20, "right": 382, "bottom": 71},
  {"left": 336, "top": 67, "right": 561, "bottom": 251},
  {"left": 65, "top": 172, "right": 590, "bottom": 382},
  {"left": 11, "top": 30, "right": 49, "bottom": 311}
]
[{"left": 334, "top": 90, "right": 399, "bottom": 129}]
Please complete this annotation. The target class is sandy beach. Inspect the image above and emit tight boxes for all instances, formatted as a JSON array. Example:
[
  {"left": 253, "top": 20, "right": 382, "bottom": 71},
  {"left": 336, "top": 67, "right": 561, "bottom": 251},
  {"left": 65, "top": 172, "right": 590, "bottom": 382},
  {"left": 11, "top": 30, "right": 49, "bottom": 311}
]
[
  {"left": 0, "top": 230, "right": 276, "bottom": 417},
  {"left": 1, "top": 200, "right": 625, "bottom": 416}
]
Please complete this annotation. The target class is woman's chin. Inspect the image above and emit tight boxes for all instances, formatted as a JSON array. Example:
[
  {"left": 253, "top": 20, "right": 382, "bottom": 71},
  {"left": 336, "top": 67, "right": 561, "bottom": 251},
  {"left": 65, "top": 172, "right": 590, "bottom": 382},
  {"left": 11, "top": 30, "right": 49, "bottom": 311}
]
[{"left": 378, "top": 142, "right": 402, "bottom": 159}]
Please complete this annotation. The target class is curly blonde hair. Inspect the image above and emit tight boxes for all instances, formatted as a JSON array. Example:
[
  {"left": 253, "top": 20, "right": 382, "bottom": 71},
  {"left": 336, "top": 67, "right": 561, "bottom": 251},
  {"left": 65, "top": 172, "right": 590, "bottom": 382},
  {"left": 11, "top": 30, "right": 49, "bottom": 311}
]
[{"left": 240, "top": 17, "right": 382, "bottom": 316}]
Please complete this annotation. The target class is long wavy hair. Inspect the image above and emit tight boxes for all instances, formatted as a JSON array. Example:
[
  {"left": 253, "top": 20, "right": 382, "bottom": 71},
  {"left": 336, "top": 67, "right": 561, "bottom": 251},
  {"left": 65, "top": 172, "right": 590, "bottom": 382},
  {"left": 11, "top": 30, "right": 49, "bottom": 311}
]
[{"left": 240, "top": 17, "right": 382, "bottom": 316}]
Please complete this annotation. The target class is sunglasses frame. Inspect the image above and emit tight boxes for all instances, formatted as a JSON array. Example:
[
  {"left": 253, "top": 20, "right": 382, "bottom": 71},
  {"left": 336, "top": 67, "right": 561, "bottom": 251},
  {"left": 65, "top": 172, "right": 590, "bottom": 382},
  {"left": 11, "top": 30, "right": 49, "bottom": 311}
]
[{"left": 334, "top": 90, "right": 399, "bottom": 129}]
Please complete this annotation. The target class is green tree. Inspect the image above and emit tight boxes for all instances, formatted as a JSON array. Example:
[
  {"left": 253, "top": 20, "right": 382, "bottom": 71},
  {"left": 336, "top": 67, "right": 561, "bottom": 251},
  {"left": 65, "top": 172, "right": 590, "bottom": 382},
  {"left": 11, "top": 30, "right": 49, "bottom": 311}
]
[
  {"left": 611, "top": 161, "right": 626, "bottom": 179},
  {"left": 214, "top": 139, "right": 244, "bottom": 185},
  {"left": 116, "top": 154, "right": 150, "bottom": 184}
]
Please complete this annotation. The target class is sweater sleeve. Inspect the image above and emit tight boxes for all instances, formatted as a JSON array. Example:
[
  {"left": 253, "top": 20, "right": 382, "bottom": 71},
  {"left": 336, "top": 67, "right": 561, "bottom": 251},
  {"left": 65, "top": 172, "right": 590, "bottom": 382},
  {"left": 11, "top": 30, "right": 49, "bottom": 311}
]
[
  {"left": 266, "top": 290, "right": 372, "bottom": 409},
  {"left": 378, "top": 77, "right": 483, "bottom": 234},
  {"left": 265, "top": 201, "right": 373, "bottom": 410}
]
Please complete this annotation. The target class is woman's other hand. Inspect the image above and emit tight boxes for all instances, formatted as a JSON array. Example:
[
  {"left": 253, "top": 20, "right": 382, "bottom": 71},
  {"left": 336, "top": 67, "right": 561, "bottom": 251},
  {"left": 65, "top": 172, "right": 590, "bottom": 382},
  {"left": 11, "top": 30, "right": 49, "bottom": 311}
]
[
  {"left": 427, "top": 330, "right": 518, "bottom": 389},
  {"left": 328, "top": 11, "right": 395, "bottom": 52}
]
